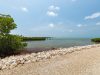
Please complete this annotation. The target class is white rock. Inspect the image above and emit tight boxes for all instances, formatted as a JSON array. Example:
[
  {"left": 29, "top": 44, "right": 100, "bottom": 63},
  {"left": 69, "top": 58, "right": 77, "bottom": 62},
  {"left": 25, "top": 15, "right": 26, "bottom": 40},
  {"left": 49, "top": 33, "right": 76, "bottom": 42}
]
[
  {"left": 0, "top": 44, "right": 100, "bottom": 70},
  {"left": 2, "top": 65, "right": 7, "bottom": 69}
]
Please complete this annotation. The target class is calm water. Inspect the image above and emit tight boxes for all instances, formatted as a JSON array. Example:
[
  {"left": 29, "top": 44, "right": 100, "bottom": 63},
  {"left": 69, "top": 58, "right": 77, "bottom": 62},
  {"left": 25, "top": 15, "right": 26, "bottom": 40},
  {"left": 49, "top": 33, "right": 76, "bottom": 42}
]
[{"left": 25, "top": 38, "right": 95, "bottom": 49}]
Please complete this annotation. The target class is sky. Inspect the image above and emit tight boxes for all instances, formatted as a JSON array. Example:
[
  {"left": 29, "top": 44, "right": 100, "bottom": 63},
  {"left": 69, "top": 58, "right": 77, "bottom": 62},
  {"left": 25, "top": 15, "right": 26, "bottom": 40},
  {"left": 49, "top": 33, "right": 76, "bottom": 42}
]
[{"left": 0, "top": 0, "right": 100, "bottom": 38}]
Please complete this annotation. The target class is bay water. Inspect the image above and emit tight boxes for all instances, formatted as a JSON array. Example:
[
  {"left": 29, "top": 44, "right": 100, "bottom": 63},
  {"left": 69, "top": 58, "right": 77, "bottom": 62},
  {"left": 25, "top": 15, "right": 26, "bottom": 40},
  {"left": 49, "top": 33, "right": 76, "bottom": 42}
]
[{"left": 25, "top": 38, "right": 95, "bottom": 51}]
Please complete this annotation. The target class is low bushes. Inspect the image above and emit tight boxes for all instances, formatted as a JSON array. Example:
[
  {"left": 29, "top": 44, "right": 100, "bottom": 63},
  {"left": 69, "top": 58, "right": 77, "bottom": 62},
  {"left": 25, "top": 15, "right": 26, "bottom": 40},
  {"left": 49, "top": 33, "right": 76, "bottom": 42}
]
[
  {"left": 91, "top": 38, "right": 100, "bottom": 42},
  {"left": 22, "top": 37, "right": 47, "bottom": 41},
  {"left": 0, "top": 35, "right": 27, "bottom": 57}
]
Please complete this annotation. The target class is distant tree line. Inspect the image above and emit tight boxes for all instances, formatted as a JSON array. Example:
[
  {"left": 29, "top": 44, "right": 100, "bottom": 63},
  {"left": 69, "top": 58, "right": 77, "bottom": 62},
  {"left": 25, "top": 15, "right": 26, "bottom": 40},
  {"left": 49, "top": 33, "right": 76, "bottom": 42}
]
[
  {"left": 91, "top": 38, "right": 100, "bottom": 42},
  {"left": 22, "top": 37, "right": 49, "bottom": 41}
]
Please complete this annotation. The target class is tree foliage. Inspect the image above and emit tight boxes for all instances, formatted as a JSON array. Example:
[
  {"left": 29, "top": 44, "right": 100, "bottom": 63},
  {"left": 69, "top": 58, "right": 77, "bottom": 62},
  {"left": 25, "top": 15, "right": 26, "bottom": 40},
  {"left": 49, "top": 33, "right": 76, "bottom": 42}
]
[
  {"left": 0, "top": 14, "right": 27, "bottom": 57},
  {"left": 0, "top": 14, "right": 16, "bottom": 35}
]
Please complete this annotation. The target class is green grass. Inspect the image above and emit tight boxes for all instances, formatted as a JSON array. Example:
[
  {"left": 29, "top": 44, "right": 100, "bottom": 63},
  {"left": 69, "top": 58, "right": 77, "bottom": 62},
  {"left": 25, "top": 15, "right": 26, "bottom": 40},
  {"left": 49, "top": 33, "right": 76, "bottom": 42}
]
[{"left": 91, "top": 38, "right": 100, "bottom": 42}]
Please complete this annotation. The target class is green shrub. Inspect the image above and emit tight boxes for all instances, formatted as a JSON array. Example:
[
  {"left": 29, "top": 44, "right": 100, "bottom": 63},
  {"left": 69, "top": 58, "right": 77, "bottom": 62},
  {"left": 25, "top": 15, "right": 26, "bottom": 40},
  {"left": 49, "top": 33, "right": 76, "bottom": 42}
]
[
  {"left": 22, "top": 37, "right": 46, "bottom": 41},
  {"left": 0, "top": 35, "right": 27, "bottom": 56},
  {"left": 91, "top": 38, "right": 100, "bottom": 42},
  {"left": 0, "top": 14, "right": 27, "bottom": 57}
]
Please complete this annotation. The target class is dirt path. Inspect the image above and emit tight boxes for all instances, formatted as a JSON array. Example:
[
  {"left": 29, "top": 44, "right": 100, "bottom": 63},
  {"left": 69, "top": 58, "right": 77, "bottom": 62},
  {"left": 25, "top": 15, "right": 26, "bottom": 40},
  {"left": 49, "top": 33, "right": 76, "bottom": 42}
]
[{"left": 1, "top": 47, "right": 100, "bottom": 75}]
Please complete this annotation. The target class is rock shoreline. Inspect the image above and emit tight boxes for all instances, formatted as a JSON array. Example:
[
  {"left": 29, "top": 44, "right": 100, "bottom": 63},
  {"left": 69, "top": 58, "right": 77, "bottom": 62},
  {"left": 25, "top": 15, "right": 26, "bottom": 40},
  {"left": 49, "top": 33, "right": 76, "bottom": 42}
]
[{"left": 0, "top": 44, "right": 100, "bottom": 70}]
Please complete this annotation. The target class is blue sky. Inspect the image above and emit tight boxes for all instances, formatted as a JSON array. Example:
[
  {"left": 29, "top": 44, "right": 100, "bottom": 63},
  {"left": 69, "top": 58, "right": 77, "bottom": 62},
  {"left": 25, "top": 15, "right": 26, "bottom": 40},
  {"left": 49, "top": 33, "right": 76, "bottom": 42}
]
[{"left": 0, "top": 0, "right": 100, "bottom": 38}]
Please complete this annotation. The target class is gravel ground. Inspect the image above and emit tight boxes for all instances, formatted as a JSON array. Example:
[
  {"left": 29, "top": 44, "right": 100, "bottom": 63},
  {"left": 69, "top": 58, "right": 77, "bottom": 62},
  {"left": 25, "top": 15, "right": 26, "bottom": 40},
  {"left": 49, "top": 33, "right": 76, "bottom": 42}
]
[{"left": 1, "top": 47, "right": 100, "bottom": 75}]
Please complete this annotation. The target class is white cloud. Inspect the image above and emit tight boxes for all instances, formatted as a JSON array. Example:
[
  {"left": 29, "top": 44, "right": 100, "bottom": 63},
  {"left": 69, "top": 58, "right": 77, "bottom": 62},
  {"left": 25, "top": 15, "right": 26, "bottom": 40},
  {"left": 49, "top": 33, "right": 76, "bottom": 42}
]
[
  {"left": 47, "top": 5, "right": 60, "bottom": 17},
  {"left": 77, "top": 24, "right": 83, "bottom": 27},
  {"left": 96, "top": 22, "right": 100, "bottom": 25},
  {"left": 47, "top": 11, "right": 58, "bottom": 17},
  {"left": 21, "top": 7, "right": 28, "bottom": 12},
  {"left": 72, "top": 0, "right": 77, "bottom": 2},
  {"left": 76, "top": 24, "right": 87, "bottom": 27},
  {"left": 48, "top": 5, "right": 60, "bottom": 11},
  {"left": 85, "top": 12, "right": 100, "bottom": 20},
  {"left": 49, "top": 23, "right": 55, "bottom": 28}
]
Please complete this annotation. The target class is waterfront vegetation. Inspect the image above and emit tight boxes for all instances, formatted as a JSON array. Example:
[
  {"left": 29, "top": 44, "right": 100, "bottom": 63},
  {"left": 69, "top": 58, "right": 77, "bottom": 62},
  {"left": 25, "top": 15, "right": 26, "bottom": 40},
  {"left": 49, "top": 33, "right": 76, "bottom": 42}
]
[
  {"left": 22, "top": 37, "right": 49, "bottom": 41},
  {"left": 91, "top": 38, "right": 100, "bottom": 42},
  {"left": 0, "top": 14, "right": 27, "bottom": 57},
  {"left": 0, "top": 14, "right": 52, "bottom": 57}
]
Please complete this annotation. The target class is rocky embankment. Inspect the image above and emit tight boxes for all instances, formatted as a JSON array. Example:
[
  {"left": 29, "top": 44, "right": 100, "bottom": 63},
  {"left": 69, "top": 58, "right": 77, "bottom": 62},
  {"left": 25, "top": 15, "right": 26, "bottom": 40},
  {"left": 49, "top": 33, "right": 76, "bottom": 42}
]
[{"left": 0, "top": 44, "right": 100, "bottom": 70}]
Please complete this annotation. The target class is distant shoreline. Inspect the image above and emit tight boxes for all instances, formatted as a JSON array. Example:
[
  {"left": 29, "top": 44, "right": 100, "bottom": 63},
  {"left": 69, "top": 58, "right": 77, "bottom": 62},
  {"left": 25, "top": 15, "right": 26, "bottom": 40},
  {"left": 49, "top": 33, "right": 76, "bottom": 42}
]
[{"left": 22, "top": 37, "right": 52, "bottom": 41}]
